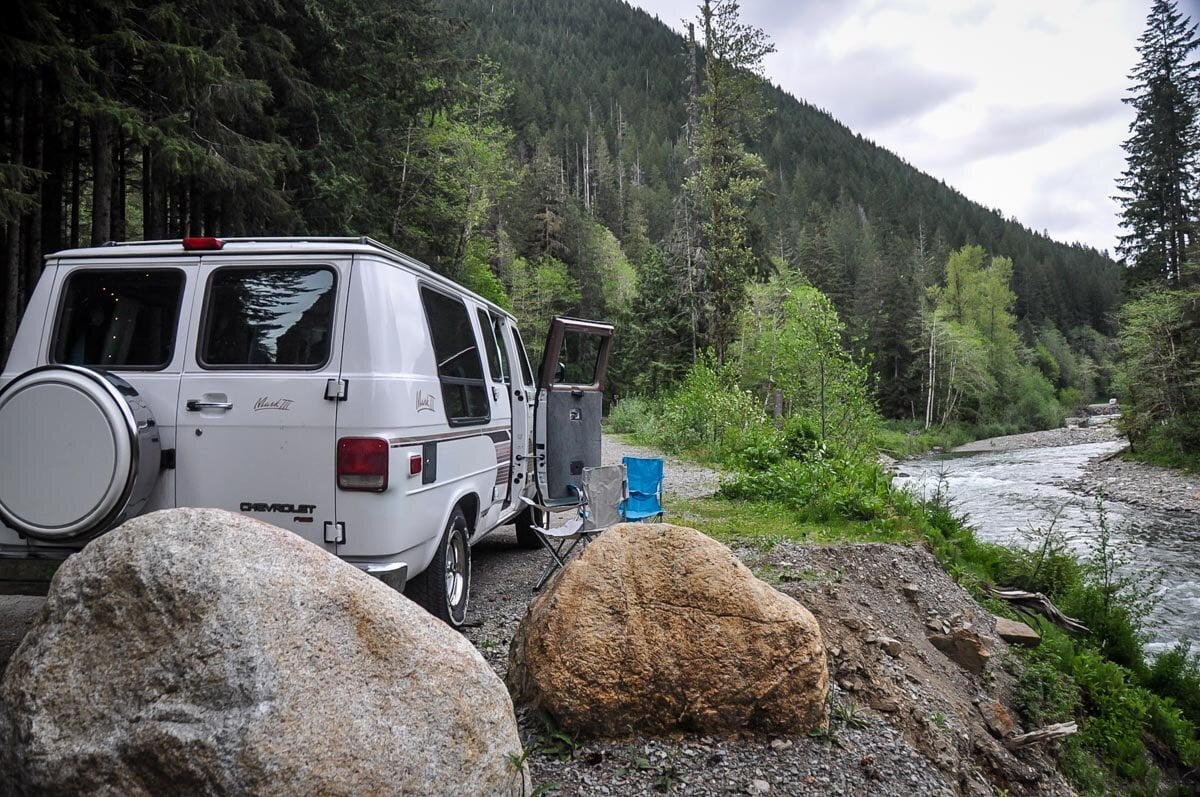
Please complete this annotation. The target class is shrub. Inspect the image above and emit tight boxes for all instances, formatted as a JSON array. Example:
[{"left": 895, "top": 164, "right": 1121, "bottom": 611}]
[
  {"left": 1145, "top": 643, "right": 1200, "bottom": 728},
  {"left": 1071, "top": 649, "right": 1151, "bottom": 780},
  {"left": 1014, "top": 645, "right": 1082, "bottom": 727},
  {"left": 720, "top": 446, "right": 896, "bottom": 525},
  {"left": 607, "top": 395, "right": 657, "bottom": 436},
  {"left": 657, "top": 356, "right": 765, "bottom": 457}
]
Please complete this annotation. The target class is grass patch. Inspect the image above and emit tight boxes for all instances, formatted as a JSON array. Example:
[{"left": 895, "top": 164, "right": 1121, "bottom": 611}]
[
  {"left": 668, "top": 496, "right": 914, "bottom": 548},
  {"left": 873, "top": 421, "right": 976, "bottom": 459}
]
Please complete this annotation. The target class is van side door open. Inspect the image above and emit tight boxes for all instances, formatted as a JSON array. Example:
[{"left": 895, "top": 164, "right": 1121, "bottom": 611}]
[
  {"left": 533, "top": 317, "right": 614, "bottom": 506},
  {"left": 175, "top": 258, "right": 348, "bottom": 550}
]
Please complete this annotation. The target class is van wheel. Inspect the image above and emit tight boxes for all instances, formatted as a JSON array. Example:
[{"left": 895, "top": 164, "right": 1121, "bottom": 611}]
[
  {"left": 514, "top": 505, "right": 545, "bottom": 549},
  {"left": 406, "top": 507, "right": 470, "bottom": 628}
]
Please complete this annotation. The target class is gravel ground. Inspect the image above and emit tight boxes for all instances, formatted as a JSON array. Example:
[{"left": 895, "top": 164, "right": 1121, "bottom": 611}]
[
  {"left": 601, "top": 434, "right": 725, "bottom": 499},
  {"left": 1075, "top": 449, "right": 1200, "bottom": 514}
]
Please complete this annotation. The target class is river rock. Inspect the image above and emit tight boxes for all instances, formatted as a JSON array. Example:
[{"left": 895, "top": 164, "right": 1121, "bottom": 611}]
[
  {"left": 0, "top": 508, "right": 528, "bottom": 797},
  {"left": 994, "top": 617, "right": 1041, "bottom": 648},
  {"left": 977, "top": 700, "right": 1015, "bottom": 738},
  {"left": 507, "top": 523, "right": 829, "bottom": 736},
  {"left": 928, "top": 628, "right": 992, "bottom": 674}
]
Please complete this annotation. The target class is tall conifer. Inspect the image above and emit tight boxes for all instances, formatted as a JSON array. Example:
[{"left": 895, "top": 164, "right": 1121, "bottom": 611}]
[{"left": 1117, "top": 0, "right": 1200, "bottom": 283}]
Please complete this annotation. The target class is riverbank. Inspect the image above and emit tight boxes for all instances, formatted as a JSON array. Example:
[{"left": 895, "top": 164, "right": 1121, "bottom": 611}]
[
  {"left": 952, "top": 417, "right": 1122, "bottom": 453},
  {"left": 948, "top": 418, "right": 1200, "bottom": 516},
  {"left": 1075, "top": 449, "right": 1200, "bottom": 515}
]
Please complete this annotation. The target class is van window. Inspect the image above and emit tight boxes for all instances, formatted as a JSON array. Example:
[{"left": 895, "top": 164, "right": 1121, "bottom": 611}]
[
  {"left": 489, "top": 315, "right": 512, "bottom": 384},
  {"left": 560, "top": 329, "right": 602, "bottom": 385},
  {"left": 420, "top": 287, "right": 490, "bottom": 426},
  {"left": 52, "top": 269, "right": 184, "bottom": 369},
  {"left": 511, "top": 327, "right": 535, "bottom": 387},
  {"left": 200, "top": 267, "right": 335, "bottom": 368},
  {"left": 476, "top": 309, "right": 505, "bottom": 383}
]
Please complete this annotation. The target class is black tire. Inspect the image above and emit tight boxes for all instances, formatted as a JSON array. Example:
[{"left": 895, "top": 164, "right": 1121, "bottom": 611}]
[
  {"left": 514, "top": 504, "right": 545, "bottom": 549},
  {"left": 405, "top": 506, "right": 471, "bottom": 628}
]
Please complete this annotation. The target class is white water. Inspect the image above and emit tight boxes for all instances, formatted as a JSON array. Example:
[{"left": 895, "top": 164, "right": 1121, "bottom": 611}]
[{"left": 894, "top": 441, "right": 1199, "bottom": 654}]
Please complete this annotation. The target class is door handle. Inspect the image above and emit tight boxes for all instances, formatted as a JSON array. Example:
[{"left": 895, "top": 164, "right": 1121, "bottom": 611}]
[{"left": 186, "top": 399, "right": 233, "bottom": 412}]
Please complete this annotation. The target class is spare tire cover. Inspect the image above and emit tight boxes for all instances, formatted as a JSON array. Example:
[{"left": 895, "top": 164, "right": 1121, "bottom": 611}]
[{"left": 0, "top": 365, "right": 161, "bottom": 541}]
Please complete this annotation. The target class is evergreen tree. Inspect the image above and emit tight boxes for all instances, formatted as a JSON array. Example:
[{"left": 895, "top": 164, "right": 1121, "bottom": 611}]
[
  {"left": 1117, "top": 0, "right": 1200, "bottom": 283},
  {"left": 692, "top": 0, "right": 773, "bottom": 361}
]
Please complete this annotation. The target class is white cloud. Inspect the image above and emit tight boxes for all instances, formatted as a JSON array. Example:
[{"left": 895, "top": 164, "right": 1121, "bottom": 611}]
[{"left": 630, "top": 0, "right": 1150, "bottom": 254}]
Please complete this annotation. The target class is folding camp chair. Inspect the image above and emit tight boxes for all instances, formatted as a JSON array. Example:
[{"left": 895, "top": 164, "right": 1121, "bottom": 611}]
[
  {"left": 521, "top": 463, "right": 627, "bottom": 591},
  {"left": 620, "top": 456, "right": 664, "bottom": 522}
]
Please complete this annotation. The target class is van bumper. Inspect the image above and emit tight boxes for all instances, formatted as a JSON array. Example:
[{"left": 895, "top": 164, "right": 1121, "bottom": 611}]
[{"left": 348, "top": 559, "right": 408, "bottom": 592}]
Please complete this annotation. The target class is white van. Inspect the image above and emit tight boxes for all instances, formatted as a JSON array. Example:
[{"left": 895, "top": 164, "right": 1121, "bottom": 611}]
[{"left": 0, "top": 237, "right": 613, "bottom": 627}]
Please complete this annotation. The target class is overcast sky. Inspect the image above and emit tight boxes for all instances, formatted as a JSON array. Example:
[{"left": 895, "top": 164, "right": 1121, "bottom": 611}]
[{"left": 629, "top": 0, "right": 1200, "bottom": 256}]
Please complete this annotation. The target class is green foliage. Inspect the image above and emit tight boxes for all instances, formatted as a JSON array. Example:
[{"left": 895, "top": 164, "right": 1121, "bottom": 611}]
[
  {"left": 1014, "top": 644, "right": 1083, "bottom": 728},
  {"left": 1116, "top": 281, "right": 1200, "bottom": 462},
  {"left": 872, "top": 421, "right": 975, "bottom": 459},
  {"left": 534, "top": 712, "right": 580, "bottom": 761},
  {"left": 1146, "top": 644, "right": 1200, "bottom": 727},
  {"left": 719, "top": 448, "right": 897, "bottom": 525},
  {"left": 690, "top": 0, "right": 775, "bottom": 359},
  {"left": 652, "top": 355, "right": 765, "bottom": 457},
  {"left": 1065, "top": 503, "right": 1161, "bottom": 671},
  {"left": 736, "top": 275, "right": 880, "bottom": 452}
]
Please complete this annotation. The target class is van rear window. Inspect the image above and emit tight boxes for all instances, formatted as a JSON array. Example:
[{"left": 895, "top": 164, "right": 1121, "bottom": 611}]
[
  {"left": 201, "top": 267, "right": 335, "bottom": 368},
  {"left": 52, "top": 269, "right": 184, "bottom": 369}
]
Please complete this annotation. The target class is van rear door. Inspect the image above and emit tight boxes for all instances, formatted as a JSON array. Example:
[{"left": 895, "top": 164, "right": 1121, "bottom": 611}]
[
  {"left": 533, "top": 317, "right": 614, "bottom": 506},
  {"left": 175, "top": 257, "right": 348, "bottom": 550}
]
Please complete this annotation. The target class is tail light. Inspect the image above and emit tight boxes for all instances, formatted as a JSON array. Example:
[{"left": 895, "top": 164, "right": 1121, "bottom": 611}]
[{"left": 337, "top": 437, "right": 389, "bottom": 491}]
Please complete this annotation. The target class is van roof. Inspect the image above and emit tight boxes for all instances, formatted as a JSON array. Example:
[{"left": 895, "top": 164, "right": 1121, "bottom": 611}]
[{"left": 49, "top": 236, "right": 517, "bottom": 321}]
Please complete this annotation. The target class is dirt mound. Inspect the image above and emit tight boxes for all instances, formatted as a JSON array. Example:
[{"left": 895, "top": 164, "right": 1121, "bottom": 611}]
[{"left": 737, "top": 542, "right": 1072, "bottom": 796}]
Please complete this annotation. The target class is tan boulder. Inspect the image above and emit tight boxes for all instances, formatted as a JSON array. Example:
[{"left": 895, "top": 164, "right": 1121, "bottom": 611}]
[
  {"left": 0, "top": 508, "right": 528, "bottom": 797},
  {"left": 507, "top": 523, "right": 828, "bottom": 736},
  {"left": 994, "top": 617, "right": 1041, "bottom": 648}
]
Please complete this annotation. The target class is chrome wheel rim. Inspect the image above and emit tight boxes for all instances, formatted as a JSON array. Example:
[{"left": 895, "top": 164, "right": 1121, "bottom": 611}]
[{"left": 445, "top": 525, "right": 467, "bottom": 610}]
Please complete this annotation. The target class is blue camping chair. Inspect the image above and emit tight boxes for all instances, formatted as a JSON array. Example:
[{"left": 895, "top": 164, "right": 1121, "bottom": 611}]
[{"left": 620, "top": 456, "right": 664, "bottom": 522}]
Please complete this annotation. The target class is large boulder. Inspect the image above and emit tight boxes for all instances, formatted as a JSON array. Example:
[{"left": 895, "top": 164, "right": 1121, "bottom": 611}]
[
  {"left": 507, "top": 523, "right": 828, "bottom": 736},
  {"left": 0, "top": 508, "right": 528, "bottom": 797}
]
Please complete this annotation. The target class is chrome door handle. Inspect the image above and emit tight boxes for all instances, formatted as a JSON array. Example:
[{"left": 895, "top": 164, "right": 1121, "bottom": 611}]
[{"left": 186, "top": 399, "right": 233, "bottom": 412}]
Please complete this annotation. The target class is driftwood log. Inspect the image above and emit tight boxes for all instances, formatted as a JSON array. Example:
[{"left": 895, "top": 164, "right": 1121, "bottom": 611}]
[
  {"left": 987, "top": 587, "right": 1091, "bottom": 635},
  {"left": 1005, "top": 722, "right": 1078, "bottom": 750}
]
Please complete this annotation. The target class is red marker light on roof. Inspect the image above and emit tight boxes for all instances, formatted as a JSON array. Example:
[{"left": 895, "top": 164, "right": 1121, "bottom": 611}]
[{"left": 182, "top": 237, "right": 225, "bottom": 251}]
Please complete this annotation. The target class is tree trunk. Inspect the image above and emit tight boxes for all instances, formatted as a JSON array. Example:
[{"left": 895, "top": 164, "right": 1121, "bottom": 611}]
[
  {"left": 24, "top": 76, "right": 44, "bottom": 302},
  {"left": 924, "top": 318, "right": 937, "bottom": 430},
  {"left": 4, "top": 82, "right": 27, "bottom": 357},
  {"left": 70, "top": 121, "right": 81, "bottom": 248},
  {"left": 111, "top": 130, "right": 126, "bottom": 241},
  {"left": 91, "top": 115, "right": 113, "bottom": 245},
  {"left": 40, "top": 73, "right": 63, "bottom": 260}
]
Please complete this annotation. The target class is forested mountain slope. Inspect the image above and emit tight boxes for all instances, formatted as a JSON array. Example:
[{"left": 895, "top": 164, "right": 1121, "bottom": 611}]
[
  {"left": 443, "top": 0, "right": 1119, "bottom": 333},
  {"left": 0, "top": 0, "right": 1121, "bottom": 423}
]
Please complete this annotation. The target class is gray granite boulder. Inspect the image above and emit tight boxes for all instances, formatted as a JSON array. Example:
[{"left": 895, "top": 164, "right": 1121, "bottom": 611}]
[{"left": 0, "top": 508, "right": 528, "bottom": 797}]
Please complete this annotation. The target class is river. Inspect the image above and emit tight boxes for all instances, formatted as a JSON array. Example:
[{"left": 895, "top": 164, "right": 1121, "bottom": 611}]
[{"left": 894, "top": 440, "right": 1199, "bottom": 654}]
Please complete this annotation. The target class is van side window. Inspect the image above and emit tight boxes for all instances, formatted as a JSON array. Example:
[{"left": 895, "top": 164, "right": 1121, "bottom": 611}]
[
  {"left": 200, "top": 267, "right": 335, "bottom": 368},
  {"left": 52, "top": 269, "right": 184, "bottom": 369},
  {"left": 489, "top": 315, "right": 512, "bottom": 384},
  {"left": 476, "top": 309, "right": 506, "bottom": 383},
  {"left": 421, "top": 287, "right": 490, "bottom": 426},
  {"left": 511, "top": 327, "right": 535, "bottom": 387}
]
